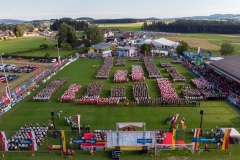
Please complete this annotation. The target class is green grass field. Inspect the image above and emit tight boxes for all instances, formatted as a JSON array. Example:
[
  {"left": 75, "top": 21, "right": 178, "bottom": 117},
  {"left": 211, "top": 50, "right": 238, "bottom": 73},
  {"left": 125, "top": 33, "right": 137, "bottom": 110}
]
[
  {"left": 1, "top": 58, "right": 240, "bottom": 159},
  {"left": 9, "top": 49, "right": 78, "bottom": 58},
  {"left": 0, "top": 36, "right": 56, "bottom": 54}
]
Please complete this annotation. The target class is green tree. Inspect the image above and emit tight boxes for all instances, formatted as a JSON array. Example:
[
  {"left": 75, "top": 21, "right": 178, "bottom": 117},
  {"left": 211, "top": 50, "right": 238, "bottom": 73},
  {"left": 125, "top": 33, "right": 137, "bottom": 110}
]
[
  {"left": 44, "top": 52, "right": 51, "bottom": 59},
  {"left": 61, "top": 43, "right": 72, "bottom": 50},
  {"left": 39, "top": 44, "right": 49, "bottom": 50},
  {"left": 56, "top": 22, "right": 77, "bottom": 47},
  {"left": 24, "top": 24, "right": 35, "bottom": 32},
  {"left": 219, "top": 41, "right": 235, "bottom": 56},
  {"left": 82, "top": 25, "right": 104, "bottom": 47},
  {"left": 176, "top": 41, "right": 189, "bottom": 54},
  {"left": 14, "top": 24, "right": 24, "bottom": 37},
  {"left": 140, "top": 44, "right": 152, "bottom": 54}
]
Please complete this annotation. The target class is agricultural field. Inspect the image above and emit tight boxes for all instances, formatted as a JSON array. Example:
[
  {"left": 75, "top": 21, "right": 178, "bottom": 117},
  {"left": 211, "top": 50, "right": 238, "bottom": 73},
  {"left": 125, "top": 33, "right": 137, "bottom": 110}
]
[
  {"left": 0, "top": 36, "right": 56, "bottom": 54},
  {"left": 99, "top": 22, "right": 144, "bottom": 31},
  {"left": 0, "top": 58, "right": 240, "bottom": 160}
]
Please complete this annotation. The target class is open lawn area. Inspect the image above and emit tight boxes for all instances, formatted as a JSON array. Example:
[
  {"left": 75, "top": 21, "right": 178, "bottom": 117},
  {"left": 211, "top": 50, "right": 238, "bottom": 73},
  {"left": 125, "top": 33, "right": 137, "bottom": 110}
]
[
  {"left": 0, "top": 36, "right": 56, "bottom": 53},
  {"left": 0, "top": 58, "right": 240, "bottom": 159}
]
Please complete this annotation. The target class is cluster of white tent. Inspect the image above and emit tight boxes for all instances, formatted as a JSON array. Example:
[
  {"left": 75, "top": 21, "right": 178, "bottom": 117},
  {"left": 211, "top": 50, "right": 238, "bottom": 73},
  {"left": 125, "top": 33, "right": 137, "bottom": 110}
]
[{"left": 142, "top": 38, "right": 180, "bottom": 49}]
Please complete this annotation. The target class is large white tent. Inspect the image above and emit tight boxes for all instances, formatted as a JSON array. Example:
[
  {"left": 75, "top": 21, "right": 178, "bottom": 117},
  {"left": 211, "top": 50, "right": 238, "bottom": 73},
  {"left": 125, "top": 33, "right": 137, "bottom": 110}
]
[{"left": 144, "top": 38, "right": 179, "bottom": 49}]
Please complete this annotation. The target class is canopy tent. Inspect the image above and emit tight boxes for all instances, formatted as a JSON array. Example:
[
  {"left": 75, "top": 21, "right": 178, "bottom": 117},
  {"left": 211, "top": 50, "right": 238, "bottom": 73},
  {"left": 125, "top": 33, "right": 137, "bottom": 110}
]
[
  {"left": 144, "top": 38, "right": 179, "bottom": 49},
  {"left": 116, "top": 122, "right": 146, "bottom": 131}
]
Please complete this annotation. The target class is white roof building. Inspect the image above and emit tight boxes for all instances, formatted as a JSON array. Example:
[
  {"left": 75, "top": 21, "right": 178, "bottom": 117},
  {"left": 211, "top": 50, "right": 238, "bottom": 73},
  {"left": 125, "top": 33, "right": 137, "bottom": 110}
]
[{"left": 143, "top": 38, "right": 179, "bottom": 48}]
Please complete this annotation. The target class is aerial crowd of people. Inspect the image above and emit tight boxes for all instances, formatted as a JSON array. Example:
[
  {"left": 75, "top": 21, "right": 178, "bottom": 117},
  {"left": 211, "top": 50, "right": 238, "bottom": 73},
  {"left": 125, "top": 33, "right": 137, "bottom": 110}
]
[{"left": 33, "top": 78, "right": 68, "bottom": 101}]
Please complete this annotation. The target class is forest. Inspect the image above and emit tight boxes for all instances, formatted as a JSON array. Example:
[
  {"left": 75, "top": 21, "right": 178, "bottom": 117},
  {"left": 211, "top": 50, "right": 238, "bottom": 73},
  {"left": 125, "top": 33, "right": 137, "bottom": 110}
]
[
  {"left": 92, "top": 18, "right": 145, "bottom": 24},
  {"left": 50, "top": 19, "right": 89, "bottom": 31},
  {"left": 142, "top": 20, "right": 240, "bottom": 34}
]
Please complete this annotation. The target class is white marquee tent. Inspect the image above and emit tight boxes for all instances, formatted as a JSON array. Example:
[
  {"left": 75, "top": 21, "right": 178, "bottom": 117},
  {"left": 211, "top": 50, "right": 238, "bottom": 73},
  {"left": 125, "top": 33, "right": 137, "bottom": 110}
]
[{"left": 144, "top": 38, "right": 179, "bottom": 49}]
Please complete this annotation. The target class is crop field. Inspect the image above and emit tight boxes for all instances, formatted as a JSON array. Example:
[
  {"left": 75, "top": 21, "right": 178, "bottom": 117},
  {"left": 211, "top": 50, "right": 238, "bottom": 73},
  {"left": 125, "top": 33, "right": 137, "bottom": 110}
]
[
  {"left": 99, "top": 22, "right": 143, "bottom": 31},
  {"left": 0, "top": 36, "right": 56, "bottom": 54},
  {"left": 0, "top": 58, "right": 240, "bottom": 160}
]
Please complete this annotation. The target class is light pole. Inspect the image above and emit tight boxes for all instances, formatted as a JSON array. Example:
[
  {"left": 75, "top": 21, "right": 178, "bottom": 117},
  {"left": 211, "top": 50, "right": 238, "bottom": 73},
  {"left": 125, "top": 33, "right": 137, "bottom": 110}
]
[
  {"left": 56, "top": 37, "right": 61, "bottom": 66},
  {"left": 51, "top": 110, "right": 55, "bottom": 130},
  {"left": 192, "top": 36, "right": 195, "bottom": 53},
  {"left": 200, "top": 109, "right": 204, "bottom": 129},
  {"left": 1, "top": 53, "right": 11, "bottom": 98}
]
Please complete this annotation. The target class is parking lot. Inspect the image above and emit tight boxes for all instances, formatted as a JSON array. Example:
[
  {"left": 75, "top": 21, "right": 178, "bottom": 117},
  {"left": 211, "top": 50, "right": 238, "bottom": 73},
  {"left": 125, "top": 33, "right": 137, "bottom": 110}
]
[{"left": 0, "top": 59, "right": 53, "bottom": 96}]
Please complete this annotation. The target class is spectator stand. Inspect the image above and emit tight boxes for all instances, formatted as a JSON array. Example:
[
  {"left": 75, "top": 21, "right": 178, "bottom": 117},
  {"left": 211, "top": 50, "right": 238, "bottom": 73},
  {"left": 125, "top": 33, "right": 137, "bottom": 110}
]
[{"left": 4, "top": 123, "right": 48, "bottom": 151}]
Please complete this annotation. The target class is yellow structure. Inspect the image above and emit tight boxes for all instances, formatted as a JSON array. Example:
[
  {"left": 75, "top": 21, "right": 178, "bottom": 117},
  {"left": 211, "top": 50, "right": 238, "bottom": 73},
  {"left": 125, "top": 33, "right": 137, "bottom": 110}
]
[{"left": 88, "top": 42, "right": 115, "bottom": 56}]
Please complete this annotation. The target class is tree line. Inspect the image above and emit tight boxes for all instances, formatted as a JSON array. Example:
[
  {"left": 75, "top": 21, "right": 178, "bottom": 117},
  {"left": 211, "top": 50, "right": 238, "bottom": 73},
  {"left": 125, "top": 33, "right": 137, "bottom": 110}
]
[
  {"left": 0, "top": 25, "right": 15, "bottom": 31},
  {"left": 50, "top": 19, "right": 89, "bottom": 31},
  {"left": 142, "top": 20, "right": 240, "bottom": 34},
  {"left": 92, "top": 18, "right": 145, "bottom": 24}
]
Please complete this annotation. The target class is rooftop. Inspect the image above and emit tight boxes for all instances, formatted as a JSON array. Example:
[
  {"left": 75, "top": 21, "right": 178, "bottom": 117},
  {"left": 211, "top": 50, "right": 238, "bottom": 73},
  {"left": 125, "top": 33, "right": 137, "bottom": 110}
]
[
  {"left": 209, "top": 54, "right": 240, "bottom": 82},
  {"left": 90, "top": 42, "right": 114, "bottom": 50}
]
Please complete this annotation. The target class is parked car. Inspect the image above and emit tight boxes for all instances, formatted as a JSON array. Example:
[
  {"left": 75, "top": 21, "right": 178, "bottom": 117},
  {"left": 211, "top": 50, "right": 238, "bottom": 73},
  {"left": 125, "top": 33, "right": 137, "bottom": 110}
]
[
  {"left": 27, "top": 68, "right": 33, "bottom": 73},
  {"left": 17, "top": 57, "right": 23, "bottom": 60},
  {"left": 30, "top": 58, "right": 35, "bottom": 62},
  {"left": 0, "top": 77, "right": 6, "bottom": 83},
  {"left": 17, "top": 68, "right": 24, "bottom": 73},
  {"left": 13, "top": 68, "right": 19, "bottom": 72},
  {"left": 24, "top": 65, "right": 30, "bottom": 70},
  {"left": 32, "top": 66, "right": 39, "bottom": 70},
  {"left": 10, "top": 74, "right": 19, "bottom": 79},
  {"left": 6, "top": 56, "right": 12, "bottom": 60}
]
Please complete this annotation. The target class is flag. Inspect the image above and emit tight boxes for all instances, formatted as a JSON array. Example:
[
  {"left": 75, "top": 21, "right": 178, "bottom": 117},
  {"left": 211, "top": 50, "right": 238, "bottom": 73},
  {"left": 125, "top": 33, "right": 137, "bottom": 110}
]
[
  {"left": 167, "top": 114, "right": 179, "bottom": 129},
  {"left": 16, "top": 87, "right": 21, "bottom": 95},
  {"left": 4, "top": 85, "right": 11, "bottom": 99},
  {"left": 75, "top": 114, "right": 81, "bottom": 133},
  {"left": 193, "top": 128, "right": 201, "bottom": 150},
  {"left": 35, "top": 74, "right": 39, "bottom": 80},
  {"left": 222, "top": 129, "right": 231, "bottom": 150},
  {"left": 43, "top": 68, "right": 46, "bottom": 74},
  {"left": 0, "top": 132, "right": 8, "bottom": 151},
  {"left": 27, "top": 131, "right": 37, "bottom": 151},
  {"left": 172, "top": 129, "right": 179, "bottom": 150}
]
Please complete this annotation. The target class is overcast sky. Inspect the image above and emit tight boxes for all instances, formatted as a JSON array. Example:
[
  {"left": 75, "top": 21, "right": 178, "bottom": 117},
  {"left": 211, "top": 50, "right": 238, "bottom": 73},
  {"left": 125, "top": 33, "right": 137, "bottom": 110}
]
[{"left": 1, "top": 0, "right": 240, "bottom": 20}]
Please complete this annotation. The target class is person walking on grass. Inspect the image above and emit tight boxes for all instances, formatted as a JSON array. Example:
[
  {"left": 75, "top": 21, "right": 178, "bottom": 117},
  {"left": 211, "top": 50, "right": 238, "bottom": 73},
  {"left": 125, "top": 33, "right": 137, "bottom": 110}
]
[{"left": 90, "top": 146, "right": 94, "bottom": 156}]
